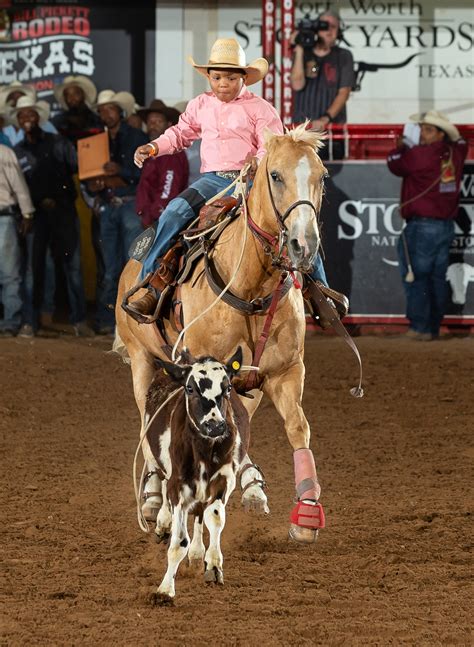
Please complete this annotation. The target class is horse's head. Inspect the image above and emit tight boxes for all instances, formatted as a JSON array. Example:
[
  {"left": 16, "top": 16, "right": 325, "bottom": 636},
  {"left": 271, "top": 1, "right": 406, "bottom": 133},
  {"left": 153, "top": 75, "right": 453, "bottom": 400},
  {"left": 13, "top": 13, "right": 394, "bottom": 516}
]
[
  {"left": 260, "top": 124, "right": 327, "bottom": 272},
  {"left": 155, "top": 348, "right": 243, "bottom": 440}
]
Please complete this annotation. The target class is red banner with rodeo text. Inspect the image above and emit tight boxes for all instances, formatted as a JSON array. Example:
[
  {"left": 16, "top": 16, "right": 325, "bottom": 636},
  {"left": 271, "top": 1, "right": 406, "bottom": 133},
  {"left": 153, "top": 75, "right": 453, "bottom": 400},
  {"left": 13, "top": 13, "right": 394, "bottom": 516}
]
[
  {"left": 0, "top": 4, "right": 93, "bottom": 99},
  {"left": 280, "top": 0, "right": 294, "bottom": 126},
  {"left": 262, "top": 0, "right": 276, "bottom": 107}
]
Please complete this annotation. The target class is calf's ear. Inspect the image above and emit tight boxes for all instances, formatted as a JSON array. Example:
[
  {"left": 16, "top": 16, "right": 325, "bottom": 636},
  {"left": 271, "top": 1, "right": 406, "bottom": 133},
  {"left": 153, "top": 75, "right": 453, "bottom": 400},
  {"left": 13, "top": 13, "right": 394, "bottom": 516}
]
[
  {"left": 154, "top": 357, "right": 191, "bottom": 385},
  {"left": 226, "top": 346, "right": 243, "bottom": 376}
]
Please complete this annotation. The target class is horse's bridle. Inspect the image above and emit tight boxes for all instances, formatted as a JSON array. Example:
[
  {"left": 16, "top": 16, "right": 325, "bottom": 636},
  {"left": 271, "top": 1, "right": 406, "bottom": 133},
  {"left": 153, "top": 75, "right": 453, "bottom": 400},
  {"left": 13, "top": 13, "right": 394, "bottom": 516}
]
[{"left": 246, "top": 159, "right": 321, "bottom": 272}]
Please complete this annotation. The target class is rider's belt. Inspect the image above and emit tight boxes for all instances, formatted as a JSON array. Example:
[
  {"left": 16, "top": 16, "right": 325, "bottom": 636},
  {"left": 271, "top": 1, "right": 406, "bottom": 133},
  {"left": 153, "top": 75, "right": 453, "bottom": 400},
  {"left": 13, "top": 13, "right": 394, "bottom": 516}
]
[{"left": 215, "top": 170, "right": 240, "bottom": 181}]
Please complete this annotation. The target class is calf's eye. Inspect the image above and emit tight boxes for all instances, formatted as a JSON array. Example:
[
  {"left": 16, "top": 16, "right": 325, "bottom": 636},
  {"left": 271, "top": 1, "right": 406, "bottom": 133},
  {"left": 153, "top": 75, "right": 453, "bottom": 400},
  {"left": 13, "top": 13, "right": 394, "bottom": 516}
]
[{"left": 185, "top": 385, "right": 193, "bottom": 394}]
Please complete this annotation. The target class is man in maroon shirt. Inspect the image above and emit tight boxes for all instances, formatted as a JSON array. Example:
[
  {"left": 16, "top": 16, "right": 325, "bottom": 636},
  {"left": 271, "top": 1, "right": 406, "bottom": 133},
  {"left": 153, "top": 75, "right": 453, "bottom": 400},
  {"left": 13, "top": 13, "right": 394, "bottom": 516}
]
[
  {"left": 135, "top": 100, "right": 189, "bottom": 228},
  {"left": 387, "top": 110, "right": 467, "bottom": 340}
]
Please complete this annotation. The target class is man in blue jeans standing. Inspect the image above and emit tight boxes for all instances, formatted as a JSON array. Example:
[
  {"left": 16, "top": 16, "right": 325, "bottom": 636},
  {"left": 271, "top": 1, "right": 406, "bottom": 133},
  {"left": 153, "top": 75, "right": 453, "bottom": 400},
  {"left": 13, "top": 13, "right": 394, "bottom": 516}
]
[
  {"left": 0, "top": 143, "right": 34, "bottom": 336},
  {"left": 85, "top": 90, "right": 147, "bottom": 334},
  {"left": 387, "top": 110, "right": 467, "bottom": 340}
]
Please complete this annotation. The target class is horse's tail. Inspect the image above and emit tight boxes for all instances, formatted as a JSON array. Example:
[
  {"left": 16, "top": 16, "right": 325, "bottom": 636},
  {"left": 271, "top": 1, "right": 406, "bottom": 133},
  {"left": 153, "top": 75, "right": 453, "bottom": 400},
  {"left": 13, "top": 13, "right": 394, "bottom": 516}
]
[{"left": 112, "top": 330, "right": 131, "bottom": 365}]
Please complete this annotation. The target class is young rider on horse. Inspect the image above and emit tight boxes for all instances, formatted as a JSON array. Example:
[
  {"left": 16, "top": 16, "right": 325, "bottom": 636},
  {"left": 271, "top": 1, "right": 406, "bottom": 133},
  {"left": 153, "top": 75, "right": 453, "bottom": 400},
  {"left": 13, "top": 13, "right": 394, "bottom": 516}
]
[{"left": 130, "top": 38, "right": 346, "bottom": 322}]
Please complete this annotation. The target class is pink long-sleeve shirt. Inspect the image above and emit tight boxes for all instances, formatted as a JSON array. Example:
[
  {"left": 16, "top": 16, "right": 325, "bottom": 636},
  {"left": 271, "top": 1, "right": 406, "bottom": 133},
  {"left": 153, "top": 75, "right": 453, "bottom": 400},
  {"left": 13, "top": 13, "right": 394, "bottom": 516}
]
[{"left": 151, "top": 87, "right": 283, "bottom": 173}]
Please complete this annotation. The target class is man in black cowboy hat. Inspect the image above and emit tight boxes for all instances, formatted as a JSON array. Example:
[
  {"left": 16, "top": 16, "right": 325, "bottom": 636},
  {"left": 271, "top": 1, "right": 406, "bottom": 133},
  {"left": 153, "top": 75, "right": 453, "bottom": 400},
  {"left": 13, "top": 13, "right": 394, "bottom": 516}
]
[{"left": 135, "top": 99, "right": 189, "bottom": 228}]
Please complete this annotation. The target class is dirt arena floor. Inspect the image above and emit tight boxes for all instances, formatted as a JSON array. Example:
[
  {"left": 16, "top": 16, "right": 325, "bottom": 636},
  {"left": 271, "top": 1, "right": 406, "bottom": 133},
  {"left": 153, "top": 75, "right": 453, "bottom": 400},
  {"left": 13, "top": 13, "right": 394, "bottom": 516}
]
[{"left": 1, "top": 330, "right": 472, "bottom": 646}]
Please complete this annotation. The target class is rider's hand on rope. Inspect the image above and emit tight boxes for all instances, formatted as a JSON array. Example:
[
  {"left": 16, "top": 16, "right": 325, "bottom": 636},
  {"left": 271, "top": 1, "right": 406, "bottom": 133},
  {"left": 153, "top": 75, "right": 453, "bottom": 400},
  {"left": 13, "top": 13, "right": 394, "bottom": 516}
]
[{"left": 134, "top": 143, "right": 158, "bottom": 168}]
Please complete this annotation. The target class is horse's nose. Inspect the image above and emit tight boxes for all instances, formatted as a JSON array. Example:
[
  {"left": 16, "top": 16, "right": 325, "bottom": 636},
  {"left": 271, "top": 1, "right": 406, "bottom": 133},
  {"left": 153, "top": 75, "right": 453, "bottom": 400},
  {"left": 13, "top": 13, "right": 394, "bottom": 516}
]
[{"left": 289, "top": 237, "right": 308, "bottom": 260}]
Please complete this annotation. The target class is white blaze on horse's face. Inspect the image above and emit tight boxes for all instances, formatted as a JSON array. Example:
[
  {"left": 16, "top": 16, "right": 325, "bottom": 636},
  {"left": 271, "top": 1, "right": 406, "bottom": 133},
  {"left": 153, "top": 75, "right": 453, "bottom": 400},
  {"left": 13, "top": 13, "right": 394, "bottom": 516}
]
[
  {"left": 290, "top": 153, "right": 321, "bottom": 267},
  {"left": 266, "top": 128, "right": 327, "bottom": 272}
]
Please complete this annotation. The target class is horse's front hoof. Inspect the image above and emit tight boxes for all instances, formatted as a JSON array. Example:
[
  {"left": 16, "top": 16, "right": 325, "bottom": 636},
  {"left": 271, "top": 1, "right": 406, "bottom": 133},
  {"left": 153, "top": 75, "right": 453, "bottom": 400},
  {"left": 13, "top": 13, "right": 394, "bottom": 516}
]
[
  {"left": 142, "top": 497, "right": 162, "bottom": 522},
  {"left": 241, "top": 485, "right": 270, "bottom": 515},
  {"left": 288, "top": 523, "right": 319, "bottom": 544},
  {"left": 288, "top": 501, "right": 325, "bottom": 543}
]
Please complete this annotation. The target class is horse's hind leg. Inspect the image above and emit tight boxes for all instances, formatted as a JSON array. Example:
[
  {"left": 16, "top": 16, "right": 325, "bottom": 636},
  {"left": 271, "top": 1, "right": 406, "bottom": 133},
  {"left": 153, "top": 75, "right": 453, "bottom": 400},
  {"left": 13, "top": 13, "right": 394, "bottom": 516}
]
[
  {"left": 240, "top": 392, "right": 270, "bottom": 514},
  {"left": 263, "top": 361, "right": 325, "bottom": 544},
  {"left": 131, "top": 351, "right": 163, "bottom": 520}
]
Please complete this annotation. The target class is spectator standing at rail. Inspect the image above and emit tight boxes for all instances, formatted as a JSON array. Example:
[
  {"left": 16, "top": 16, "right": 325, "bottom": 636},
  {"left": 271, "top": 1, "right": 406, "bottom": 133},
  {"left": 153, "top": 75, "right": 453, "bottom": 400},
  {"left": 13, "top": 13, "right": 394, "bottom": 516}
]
[
  {"left": 0, "top": 142, "right": 34, "bottom": 337},
  {"left": 387, "top": 110, "right": 467, "bottom": 341},
  {"left": 290, "top": 9, "right": 354, "bottom": 160},
  {"left": 135, "top": 100, "right": 189, "bottom": 228},
  {"left": 84, "top": 90, "right": 147, "bottom": 334},
  {"left": 13, "top": 97, "right": 93, "bottom": 337}
]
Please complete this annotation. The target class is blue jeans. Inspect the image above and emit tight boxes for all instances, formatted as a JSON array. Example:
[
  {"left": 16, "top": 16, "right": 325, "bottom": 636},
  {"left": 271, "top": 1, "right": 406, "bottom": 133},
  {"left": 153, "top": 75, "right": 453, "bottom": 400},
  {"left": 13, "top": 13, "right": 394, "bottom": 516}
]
[
  {"left": 398, "top": 218, "right": 454, "bottom": 336},
  {"left": 140, "top": 173, "right": 328, "bottom": 286},
  {"left": 22, "top": 218, "right": 87, "bottom": 328},
  {"left": 97, "top": 198, "right": 143, "bottom": 328},
  {"left": 0, "top": 216, "right": 22, "bottom": 332}
]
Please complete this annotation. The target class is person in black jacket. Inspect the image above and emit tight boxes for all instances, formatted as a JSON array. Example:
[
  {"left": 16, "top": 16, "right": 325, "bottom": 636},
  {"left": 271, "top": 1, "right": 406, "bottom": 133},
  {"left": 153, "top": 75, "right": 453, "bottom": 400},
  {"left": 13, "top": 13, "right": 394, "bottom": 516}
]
[
  {"left": 13, "top": 96, "right": 92, "bottom": 336},
  {"left": 83, "top": 90, "right": 147, "bottom": 333}
]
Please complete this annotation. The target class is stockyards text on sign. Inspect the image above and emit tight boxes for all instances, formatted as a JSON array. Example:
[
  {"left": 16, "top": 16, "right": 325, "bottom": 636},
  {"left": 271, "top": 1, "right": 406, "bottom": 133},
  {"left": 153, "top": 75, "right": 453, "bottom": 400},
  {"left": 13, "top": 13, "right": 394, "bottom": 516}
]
[
  {"left": 321, "top": 162, "right": 474, "bottom": 323},
  {"left": 218, "top": 0, "right": 473, "bottom": 123}
]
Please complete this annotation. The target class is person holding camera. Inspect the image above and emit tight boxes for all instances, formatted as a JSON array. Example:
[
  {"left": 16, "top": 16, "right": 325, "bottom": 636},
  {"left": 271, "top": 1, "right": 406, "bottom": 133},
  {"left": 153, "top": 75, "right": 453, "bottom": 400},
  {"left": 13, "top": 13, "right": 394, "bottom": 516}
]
[{"left": 290, "top": 10, "right": 354, "bottom": 159}]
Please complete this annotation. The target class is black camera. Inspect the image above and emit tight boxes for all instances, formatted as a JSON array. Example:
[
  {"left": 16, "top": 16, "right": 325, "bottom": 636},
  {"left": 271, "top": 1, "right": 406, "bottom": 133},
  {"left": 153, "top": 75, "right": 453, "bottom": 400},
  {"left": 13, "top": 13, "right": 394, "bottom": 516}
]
[{"left": 295, "top": 14, "right": 329, "bottom": 49}]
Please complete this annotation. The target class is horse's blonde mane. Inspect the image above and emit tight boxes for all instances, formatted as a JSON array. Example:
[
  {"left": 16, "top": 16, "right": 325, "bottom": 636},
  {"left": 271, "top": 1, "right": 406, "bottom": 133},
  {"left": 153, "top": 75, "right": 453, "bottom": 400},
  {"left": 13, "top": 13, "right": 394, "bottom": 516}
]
[
  {"left": 264, "top": 121, "right": 326, "bottom": 152},
  {"left": 284, "top": 122, "right": 326, "bottom": 150}
]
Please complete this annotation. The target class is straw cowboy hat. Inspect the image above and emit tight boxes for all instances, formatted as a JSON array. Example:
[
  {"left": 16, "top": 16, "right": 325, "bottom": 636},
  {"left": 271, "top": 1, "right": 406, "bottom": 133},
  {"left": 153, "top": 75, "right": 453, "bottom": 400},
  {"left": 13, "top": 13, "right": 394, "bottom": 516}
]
[
  {"left": 137, "top": 99, "right": 180, "bottom": 125},
  {"left": 0, "top": 81, "right": 36, "bottom": 106},
  {"left": 94, "top": 90, "right": 136, "bottom": 118},
  {"left": 189, "top": 38, "right": 268, "bottom": 86},
  {"left": 410, "top": 110, "right": 460, "bottom": 142},
  {"left": 54, "top": 75, "right": 97, "bottom": 109},
  {"left": 11, "top": 96, "right": 50, "bottom": 126}
]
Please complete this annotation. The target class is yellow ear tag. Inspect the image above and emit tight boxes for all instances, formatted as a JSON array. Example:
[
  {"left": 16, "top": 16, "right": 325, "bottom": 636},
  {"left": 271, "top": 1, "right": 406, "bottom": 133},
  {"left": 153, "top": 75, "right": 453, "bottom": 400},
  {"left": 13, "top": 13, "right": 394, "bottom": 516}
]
[
  {"left": 163, "top": 368, "right": 168, "bottom": 375},
  {"left": 232, "top": 361, "right": 240, "bottom": 371}
]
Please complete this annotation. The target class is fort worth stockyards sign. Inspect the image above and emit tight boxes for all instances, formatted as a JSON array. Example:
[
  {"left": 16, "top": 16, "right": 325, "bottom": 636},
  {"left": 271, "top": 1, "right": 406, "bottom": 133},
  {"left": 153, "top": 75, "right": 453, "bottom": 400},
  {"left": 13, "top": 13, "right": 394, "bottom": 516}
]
[{"left": 217, "top": 0, "right": 473, "bottom": 123}]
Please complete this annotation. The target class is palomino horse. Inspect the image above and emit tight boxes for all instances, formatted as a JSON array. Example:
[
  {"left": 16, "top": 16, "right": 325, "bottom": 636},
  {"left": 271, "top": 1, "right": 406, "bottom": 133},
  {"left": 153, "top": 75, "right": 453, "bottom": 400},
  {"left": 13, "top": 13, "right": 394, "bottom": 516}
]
[{"left": 115, "top": 124, "right": 327, "bottom": 542}]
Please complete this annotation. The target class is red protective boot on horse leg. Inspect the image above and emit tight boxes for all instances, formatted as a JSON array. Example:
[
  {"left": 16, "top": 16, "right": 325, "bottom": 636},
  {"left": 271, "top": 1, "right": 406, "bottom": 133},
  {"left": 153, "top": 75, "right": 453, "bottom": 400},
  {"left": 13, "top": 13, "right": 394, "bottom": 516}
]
[{"left": 289, "top": 448, "right": 325, "bottom": 544}]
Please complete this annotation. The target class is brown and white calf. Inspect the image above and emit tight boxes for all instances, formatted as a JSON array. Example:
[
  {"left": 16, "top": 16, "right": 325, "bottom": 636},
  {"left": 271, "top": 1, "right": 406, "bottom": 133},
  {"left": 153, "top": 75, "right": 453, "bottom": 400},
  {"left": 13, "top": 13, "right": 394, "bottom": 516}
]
[{"left": 144, "top": 347, "right": 249, "bottom": 602}]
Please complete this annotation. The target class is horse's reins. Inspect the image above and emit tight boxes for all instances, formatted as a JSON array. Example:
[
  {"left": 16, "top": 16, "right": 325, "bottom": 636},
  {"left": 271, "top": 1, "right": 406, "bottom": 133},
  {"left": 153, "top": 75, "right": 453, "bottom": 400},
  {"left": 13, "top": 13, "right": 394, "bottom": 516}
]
[{"left": 245, "top": 160, "right": 364, "bottom": 398}]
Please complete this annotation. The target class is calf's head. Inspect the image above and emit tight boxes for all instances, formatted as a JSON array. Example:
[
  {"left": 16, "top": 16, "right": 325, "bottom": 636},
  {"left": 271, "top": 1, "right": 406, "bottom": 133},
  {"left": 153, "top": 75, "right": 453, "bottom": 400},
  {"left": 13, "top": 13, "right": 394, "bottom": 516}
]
[{"left": 156, "top": 347, "right": 243, "bottom": 439}]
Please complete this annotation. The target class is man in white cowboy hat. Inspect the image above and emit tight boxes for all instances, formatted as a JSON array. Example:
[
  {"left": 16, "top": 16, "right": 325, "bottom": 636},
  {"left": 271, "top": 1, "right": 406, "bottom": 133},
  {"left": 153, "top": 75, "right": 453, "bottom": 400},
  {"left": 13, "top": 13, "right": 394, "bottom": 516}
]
[
  {"left": 0, "top": 128, "right": 34, "bottom": 337},
  {"left": 387, "top": 110, "right": 468, "bottom": 341},
  {"left": 13, "top": 96, "right": 93, "bottom": 337},
  {"left": 52, "top": 75, "right": 102, "bottom": 144},
  {"left": 1, "top": 81, "right": 57, "bottom": 147},
  {"left": 84, "top": 89, "right": 147, "bottom": 333}
]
